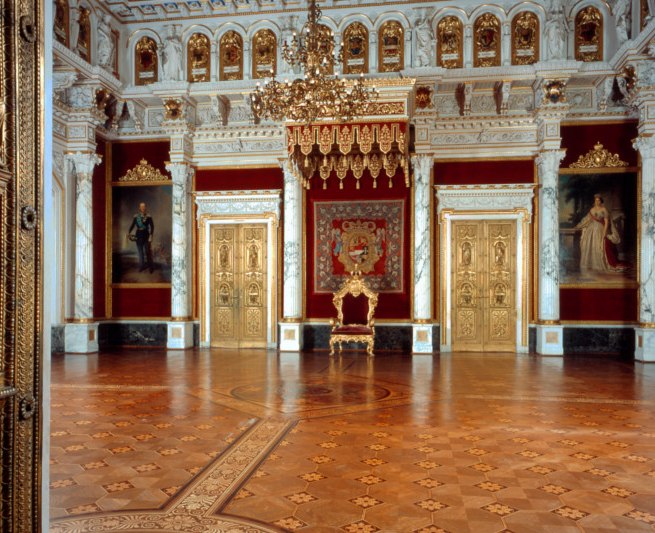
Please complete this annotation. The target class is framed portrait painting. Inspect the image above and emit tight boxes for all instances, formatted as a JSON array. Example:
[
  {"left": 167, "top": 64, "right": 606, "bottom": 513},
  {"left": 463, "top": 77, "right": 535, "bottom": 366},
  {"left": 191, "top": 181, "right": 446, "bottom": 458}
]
[
  {"left": 558, "top": 170, "right": 637, "bottom": 287},
  {"left": 110, "top": 159, "right": 172, "bottom": 285}
]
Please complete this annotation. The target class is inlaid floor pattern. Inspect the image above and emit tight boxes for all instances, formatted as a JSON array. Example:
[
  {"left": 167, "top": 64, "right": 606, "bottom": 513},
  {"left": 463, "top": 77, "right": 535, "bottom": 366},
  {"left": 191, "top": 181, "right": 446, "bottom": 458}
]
[{"left": 50, "top": 350, "right": 655, "bottom": 532}]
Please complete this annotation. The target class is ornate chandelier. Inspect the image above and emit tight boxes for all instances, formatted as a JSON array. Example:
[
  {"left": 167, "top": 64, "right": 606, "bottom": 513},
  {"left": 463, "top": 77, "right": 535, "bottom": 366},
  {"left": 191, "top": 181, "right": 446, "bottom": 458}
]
[{"left": 250, "top": 0, "right": 378, "bottom": 124}]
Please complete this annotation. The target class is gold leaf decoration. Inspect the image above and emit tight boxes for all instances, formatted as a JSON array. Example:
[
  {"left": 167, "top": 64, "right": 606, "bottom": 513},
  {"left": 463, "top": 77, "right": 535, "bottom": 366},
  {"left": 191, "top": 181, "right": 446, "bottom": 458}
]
[
  {"left": 119, "top": 159, "right": 169, "bottom": 182},
  {"left": 569, "top": 143, "right": 629, "bottom": 169}
]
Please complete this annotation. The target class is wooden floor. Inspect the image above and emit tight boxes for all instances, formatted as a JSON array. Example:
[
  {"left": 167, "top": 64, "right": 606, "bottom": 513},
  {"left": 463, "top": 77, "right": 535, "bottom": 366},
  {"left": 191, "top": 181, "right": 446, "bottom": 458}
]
[{"left": 50, "top": 349, "right": 655, "bottom": 532}]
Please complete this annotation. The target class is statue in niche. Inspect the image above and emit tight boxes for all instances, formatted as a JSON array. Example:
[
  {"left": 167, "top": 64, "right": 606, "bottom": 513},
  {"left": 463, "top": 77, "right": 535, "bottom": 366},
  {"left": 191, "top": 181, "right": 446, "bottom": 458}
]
[
  {"left": 614, "top": 0, "right": 632, "bottom": 47},
  {"left": 414, "top": 9, "right": 433, "bottom": 67},
  {"left": 494, "top": 241, "right": 506, "bottom": 266},
  {"left": 97, "top": 13, "right": 115, "bottom": 71},
  {"left": 459, "top": 283, "right": 473, "bottom": 306},
  {"left": 162, "top": 25, "right": 183, "bottom": 81},
  {"left": 219, "top": 284, "right": 230, "bottom": 305},
  {"left": 494, "top": 283, "right": 507, "bottom": 305},
  {"left": 461, "top": 242, "right": 472, "bottom": 266},
  {"left": 248, "top": 283, "right": 260, "bottom": 306},
  {"left": 219, "top": 245, "right": 229, "bottom": 268},
  {"left": 544, "top": 0, "right": 567, "bottom": 60},
  {"left": 69, "top": 6, "right": 80, "bottom": 52},
  {"left": 248, "top": 244, "right": 259, "bottom": 269}
]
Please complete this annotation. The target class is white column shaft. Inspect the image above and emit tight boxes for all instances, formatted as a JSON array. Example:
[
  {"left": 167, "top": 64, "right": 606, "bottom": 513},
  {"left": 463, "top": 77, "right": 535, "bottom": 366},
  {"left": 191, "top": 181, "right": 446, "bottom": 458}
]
[
  {"left": 167, "top": 162, "right": 194, "bottom": 319},
  {"left": 68, "top": 152, "right": 101, "bottom": 320},
  {"left": 412, "top": 155, "right": 432, "bottom": 320},
  {"left": 633, "top": 137, "right": 655, "bottom": 324},
  {"left": 283, "top": 163, "right": 302, "bottom": 319},
  {"left": 536, "top": 149, "right": 566, "bottom": 321}
]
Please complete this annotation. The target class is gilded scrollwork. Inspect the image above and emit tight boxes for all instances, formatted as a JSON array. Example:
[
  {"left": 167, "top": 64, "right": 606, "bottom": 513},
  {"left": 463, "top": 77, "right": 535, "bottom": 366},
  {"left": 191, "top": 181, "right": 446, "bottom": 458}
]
[
  {"left": 119, "top": 159, "right": 169, "bottom": 182},
  {"left": 220, "top": 31, "right": 243, "bottom": 81},
  {"left": 378, "top": 21, "right": 404, "bottom": 73},
  {"left": 568, "top": 142, "right": 629, "bottom": 169},
  {"left": 135, "top": 36, "right": 158, "bottom": 85},
  {"left": 252, "top": 29, "right": 277, "bottom": 79},
  {"left": 512, "top": 11, "right": 539, "bottom": 65},
  {"left": 474, "top": 13, "right": 501, "bottom": 67},
  {"left": 187, "top": 33, "right": 210, "bottom": 82},
  {"left": 343, "top": 22, "right": 369, "bottom": 74},
  {"left": 575, "top": 6, "right": 603, "bottom": 62},
  {"left": 437, "top": 16, "right": 463, "bottom": 69}
]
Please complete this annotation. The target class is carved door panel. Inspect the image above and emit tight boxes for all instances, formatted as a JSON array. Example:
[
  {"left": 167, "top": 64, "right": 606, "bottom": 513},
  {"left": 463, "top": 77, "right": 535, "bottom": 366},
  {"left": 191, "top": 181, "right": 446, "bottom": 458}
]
[
  {"left": 452, "top": 220, "right": 516, "bottom": 352},
  {"left": 0, "top": 0, "right": 43, "bottom": 529},
  {"left": 210, "top": 224, "right": 267, "bottom": 348}
]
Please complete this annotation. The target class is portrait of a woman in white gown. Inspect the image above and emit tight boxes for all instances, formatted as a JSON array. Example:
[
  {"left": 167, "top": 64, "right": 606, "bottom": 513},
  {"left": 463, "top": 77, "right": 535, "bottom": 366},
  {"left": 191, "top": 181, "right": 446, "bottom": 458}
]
[{"left": 574, "top": 194, "right": 630, "bottom": 273}]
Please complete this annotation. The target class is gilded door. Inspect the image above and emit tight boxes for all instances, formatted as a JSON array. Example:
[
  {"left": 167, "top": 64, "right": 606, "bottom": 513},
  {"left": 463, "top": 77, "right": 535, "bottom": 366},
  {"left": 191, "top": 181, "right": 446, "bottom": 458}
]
[
  {"left": 452, "top": 220, "right": 516, "bottom": 352},
  {"left": 210, "top": 224, "right": 267, "bottom": 348}
]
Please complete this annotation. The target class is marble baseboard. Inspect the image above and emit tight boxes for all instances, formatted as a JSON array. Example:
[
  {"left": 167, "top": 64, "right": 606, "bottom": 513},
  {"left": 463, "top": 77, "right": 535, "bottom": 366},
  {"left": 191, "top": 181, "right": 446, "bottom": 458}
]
[
  {"left": 51, "top": 325, "right": 65, "bottom": 353},
  {"left": 563, "top": 327, "right": 635, "bottom": 356},
  {"left": 302, "top": 324, "right": 413, "bottom": 352},
  {"left": 529, "top": 326, "right": 536, "bottom": 354},
  {"left": 98, "top": 323, "right": 168, "bottom": 348}
]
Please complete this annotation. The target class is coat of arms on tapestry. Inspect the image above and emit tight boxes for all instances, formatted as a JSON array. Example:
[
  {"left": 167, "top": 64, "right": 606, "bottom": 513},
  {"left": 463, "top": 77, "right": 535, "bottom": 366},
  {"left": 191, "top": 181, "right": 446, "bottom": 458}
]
[{"left": 313, "top": 200, "right": 405, "bottom": 293}]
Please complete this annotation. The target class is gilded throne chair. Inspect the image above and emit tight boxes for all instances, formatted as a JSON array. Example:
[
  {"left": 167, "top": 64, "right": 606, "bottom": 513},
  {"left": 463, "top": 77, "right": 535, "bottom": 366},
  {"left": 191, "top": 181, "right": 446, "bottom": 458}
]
[{"left": 329, "top": 270, "right": 378, "bottom": 357}]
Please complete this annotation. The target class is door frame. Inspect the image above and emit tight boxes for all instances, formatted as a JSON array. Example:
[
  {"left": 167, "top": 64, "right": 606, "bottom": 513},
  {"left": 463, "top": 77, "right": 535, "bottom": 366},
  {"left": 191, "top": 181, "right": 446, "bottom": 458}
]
[
  {"left": 436, "top": 184, "right": 534, "bottom": 353},
  {"left": 196, "top": 191, "right": 281, "bottom": 348}
]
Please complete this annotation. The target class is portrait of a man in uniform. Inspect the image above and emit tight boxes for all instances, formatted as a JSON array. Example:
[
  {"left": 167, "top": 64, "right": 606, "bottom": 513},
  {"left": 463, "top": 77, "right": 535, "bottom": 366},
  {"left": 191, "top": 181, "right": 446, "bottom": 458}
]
[
  {"left": 111, "top": 184, "right": 172, "bottom": 284},
  {"left": 128, "top": 202, "right": 155, "bottom": 273}
]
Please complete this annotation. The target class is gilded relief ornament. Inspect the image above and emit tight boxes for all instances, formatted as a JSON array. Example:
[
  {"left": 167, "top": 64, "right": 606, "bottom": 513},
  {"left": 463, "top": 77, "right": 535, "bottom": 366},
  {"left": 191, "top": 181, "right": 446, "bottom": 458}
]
[
  {"left": 135, "top": 36, "right": 158, "bottom": 85},
  {"left": 163, "top": 99, "right": 183, "bottom": 120},
  {"left": 187, "top": 33, "right": 210, "bottom": 82},
  {"left": 474, "top": 13, "right": 501, "bottom": 67},
  {"left": 437, "top": 16, "right": 463, "bottom": 68},
  {"left": 543, "top": 79, "right": 566, "bottom": 104},
  {"left": 119, "top": 159, "right": 169, "bottom": 182},
  {"left": 76, "top": 7, "right": 90, "bottom": 62},
  {"left": 252, "top": 29, "right": 276, "bottom": 79},
  {"left": 415, "top": 86, "right": 433, "bottom": 109},
  {"left": 512, "top": 11, "right": 539, "bottom": 65},
  {"left": 343, "top": 22, "right": 369, "bottom": 74},
  {"left": 220, "top": 31, "right": 243, "bottom": 81},
  {"left": 378, "top": 21, "right": 403, "bottom": 73},
  {"left": 569, "top": 142, "right": 629, "bottom": 168},
  {"left": 575, "top": 6, "right": 603, "bottom": 62}
]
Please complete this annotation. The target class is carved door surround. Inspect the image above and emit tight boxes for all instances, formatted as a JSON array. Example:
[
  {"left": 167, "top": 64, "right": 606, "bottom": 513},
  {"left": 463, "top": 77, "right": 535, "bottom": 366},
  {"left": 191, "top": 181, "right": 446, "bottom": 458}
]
[
  {"left": 436, "top": 184, "right": 534, "bottom": 353},
  {"left": 196, "top": 191, "right": 280, "bottom": 348}
]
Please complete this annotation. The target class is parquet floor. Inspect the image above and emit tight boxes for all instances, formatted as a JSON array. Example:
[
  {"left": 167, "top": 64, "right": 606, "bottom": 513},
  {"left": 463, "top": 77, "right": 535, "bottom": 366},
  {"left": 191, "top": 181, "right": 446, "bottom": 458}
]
[{"left": 50, "top": 349, "right": 655, "bottom": 532}]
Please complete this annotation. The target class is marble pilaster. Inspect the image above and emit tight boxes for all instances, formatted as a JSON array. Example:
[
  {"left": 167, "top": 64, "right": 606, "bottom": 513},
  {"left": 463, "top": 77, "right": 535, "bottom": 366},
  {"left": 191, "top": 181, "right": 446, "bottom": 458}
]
[
  {"left": 411, "top": 155, "right": 434, "bottom": 353},
  {"left": 535, "top": 149, "right": 566, "bottom": 355},
  {"left": 166, "top": 161, "right": 195, "bottom": 349},
  {"left": 64, "top": 151, "right": 101, "bottom": 353},
  {"left": 633, "top": 134, "right": 655, "bottom": 361},
  {"left": 280, "top": 160, "right": 303, "bottom": 351}
]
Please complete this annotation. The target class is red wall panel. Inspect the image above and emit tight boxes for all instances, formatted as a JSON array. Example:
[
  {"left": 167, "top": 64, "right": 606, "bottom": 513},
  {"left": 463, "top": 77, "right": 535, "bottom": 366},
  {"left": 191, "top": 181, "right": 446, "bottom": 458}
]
[
  {"left": 305, "top": 170, "right": 411, "bottom": 320},
  {"left": 112, "top": 288, "right": 171, "bottom": 318},
  {"left": 98, "top": 141, "right": 172, "bottom": 318},
  {"left": 561, "top": 122, "right": 638, "bottom": 168},
  {"left": 560, "top": 288, "right": 638, "bottom": 322},
  {"left": 435, "top": 159, "right": 535, "bottom": 185},
  {"left": 195, "top": 167, "right": 283, "bottom": 191},
  {"left": 93, "top": 139, "right": 107, "bottom": 318}
]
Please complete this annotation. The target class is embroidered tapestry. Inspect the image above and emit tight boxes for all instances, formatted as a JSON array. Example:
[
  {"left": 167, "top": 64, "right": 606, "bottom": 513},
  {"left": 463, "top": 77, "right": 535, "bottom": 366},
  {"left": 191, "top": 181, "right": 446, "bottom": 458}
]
[{"left": 313, "top": 200, "right": 405, "bottom": 293}]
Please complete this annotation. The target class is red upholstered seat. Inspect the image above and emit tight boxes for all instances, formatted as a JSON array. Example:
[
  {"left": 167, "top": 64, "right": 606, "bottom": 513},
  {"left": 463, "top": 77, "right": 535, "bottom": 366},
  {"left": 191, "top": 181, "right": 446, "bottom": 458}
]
[{"left": 333, "top": 325, "right": 372, "bottom": 335}]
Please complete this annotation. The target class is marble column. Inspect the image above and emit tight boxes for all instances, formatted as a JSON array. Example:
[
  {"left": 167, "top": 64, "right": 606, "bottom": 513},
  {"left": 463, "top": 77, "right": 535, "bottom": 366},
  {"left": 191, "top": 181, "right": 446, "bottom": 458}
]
[
  {"left": 633, "top": 135, "right": 655, "bottom": 361},
  {"left": 166, "top": 162, "right": 195, "bottom": 349},
  {"left": 279, "top": 160, "right": 303, "bottom": 351},
  {"left": 535, "top": 149, "right": 566, "bottom": 355},
  {"left": 411, "top": 155, "right": 434, "bottom": 353},
  {"left": 65, "top": 151, "right": 101, "bottom": 353}
]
